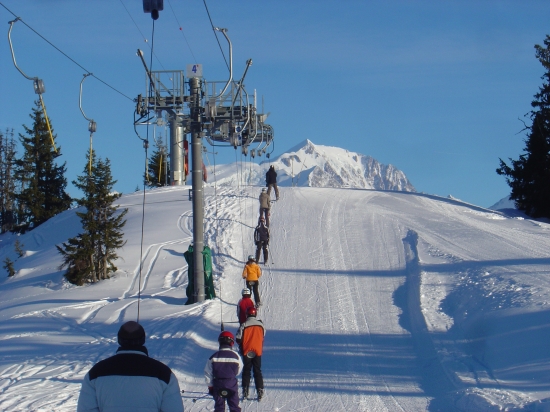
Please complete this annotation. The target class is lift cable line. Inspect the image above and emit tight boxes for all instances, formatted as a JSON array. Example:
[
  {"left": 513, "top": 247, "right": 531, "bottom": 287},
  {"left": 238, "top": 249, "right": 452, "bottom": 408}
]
[
  {"left": 136, "top": 13, "right": 158, "bottom": 323},
  {"left": 201, "top": 0, "right": 229, "bottom": 72},
  {"left": 165, "top": 0, "right": 199, "bottom": 65},
  {"left": 1, "top": 2, "right": 133, "bottom": 102},
  {"left": 119, "top": 0, "right": 167, "bottom": 72}
]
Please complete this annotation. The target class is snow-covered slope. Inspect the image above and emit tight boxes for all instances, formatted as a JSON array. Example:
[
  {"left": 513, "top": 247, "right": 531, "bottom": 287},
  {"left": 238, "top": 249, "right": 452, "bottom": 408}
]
[
  {"left": 208, "top": 139, "right": 415, "bottom": 192},
  {"left": 1, "top": 186, "right": 550, "bottom": 411}
]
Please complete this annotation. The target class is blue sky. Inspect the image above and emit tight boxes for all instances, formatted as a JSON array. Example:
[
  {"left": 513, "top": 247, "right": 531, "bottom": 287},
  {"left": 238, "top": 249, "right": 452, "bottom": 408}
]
[{"left": 1, "top": 0, "right": 550, "bottom": 208}]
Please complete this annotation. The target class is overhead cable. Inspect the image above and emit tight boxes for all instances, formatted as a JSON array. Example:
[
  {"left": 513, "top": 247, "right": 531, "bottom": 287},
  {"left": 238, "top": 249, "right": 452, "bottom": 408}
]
[
  {"left": 201, "top": 0, "right": 229, "bottom": 72},
  {"left": 119, "top": 0, "right": 167, "bottom": 71},
  {"left": 137, "top": 18, "right": 157, "bottom": 323},
  {"left": 166, "top": 0, "right": 198, "bottom": 64},
  {"left": 0, "top": 1, "right": 133, "bottom": 102}
]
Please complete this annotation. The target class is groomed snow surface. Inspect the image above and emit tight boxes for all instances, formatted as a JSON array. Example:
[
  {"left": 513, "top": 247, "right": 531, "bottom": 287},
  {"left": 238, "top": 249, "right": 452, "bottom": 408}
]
[{"left": 1, "top": 186, "right": 550, "bottom": 411}]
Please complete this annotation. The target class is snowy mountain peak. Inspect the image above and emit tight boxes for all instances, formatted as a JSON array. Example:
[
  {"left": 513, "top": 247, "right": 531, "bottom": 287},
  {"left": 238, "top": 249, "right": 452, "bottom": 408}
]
[
  {"left": 212, "top": 140, "right": 416, "bottom": 191},
  {"left": 267, "top": 139, "right": 415, "bottom": 191}
]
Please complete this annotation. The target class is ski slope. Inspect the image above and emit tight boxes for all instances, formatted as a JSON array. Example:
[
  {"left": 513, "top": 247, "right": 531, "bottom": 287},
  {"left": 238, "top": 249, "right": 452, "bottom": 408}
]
[{"left": 1, "top": 185, "right": 550, "bottom": 411}]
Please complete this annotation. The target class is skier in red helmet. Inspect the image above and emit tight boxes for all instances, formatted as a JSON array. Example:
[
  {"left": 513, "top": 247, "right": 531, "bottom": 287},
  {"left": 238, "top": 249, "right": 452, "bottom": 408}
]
[{"left": 237, "top": 288, "right": 255, "bottom": 325}]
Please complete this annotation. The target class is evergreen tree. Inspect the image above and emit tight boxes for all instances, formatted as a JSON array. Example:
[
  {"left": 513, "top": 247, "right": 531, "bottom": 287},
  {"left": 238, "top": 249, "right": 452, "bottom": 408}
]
[
  {"left": 14, "top": 239, "right": 24, "bottom": 258},
  {"left": 57, "top": 151, "right": 128, "bottom": 285},
  {"left": 146, "top": 142, "right": 170, "bottom": 187},
  {"left": 498, "top": 35, "right": 550, "bottom": 218},
  {"left": 15, "top": 101, "right": 71, "bottom": 231},
  {"left": 0, "top": 128, "right": 18, "bottom": 233},
  {"left": 3, "top": 257, "right": 15, "bottom": 277}
]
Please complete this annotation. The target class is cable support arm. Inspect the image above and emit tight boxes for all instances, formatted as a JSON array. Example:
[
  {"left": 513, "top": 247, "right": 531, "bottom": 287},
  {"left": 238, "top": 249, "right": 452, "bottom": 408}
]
[
  {"left": 212, "top": 28, "right": 232, "bottom": 99},
  {"left": 253, "top": 115, "right": 265, "bottom": 152},
  {"left": 8, "top": 18, "right": 36, "bottom": 82},
  {"left": 267, "top": 131, "right": 275, "bottom": 156},
  {"left": 231, "top": 59, "right": 252, "bottom": 107},
  {"left": 137, "top": 49, "right": 160, "bottom": 99},
  {"left": 8, "top": 17, "right": 58, "bottom": 153},
  {"left": 230, "top": 60, "right": 253, "bottom": 138},
  {"left": 79, "top": 74, "right": 97, "bottom": 130},
  {"left": 8, "top": 17, "right": 46, "bottom": 96},
  {"left": 133, "top": 111, "right": 155, "bottom": 141},
  {"left": 241, "top": 89, "right": 251, "bottom": 132},
  {"left": 248, "top": 90, "right": 258, "bottom": 143}
]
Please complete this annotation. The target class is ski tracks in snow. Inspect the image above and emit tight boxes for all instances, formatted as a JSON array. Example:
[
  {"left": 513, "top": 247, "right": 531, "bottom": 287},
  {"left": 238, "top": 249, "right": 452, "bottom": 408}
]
[
  {"left": 122, "top": 237, "right": 191, "bottom": 299},
  {"left": 257, "top": 188, "right": 424, "bottom": 411},
  {"left": 0, "top": 201, "right": 196, "bottom": 411}
]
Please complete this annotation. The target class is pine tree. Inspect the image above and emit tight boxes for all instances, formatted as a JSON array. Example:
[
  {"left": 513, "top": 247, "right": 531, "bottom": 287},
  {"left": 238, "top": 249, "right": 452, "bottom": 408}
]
[
  {"left": 0, "top": 128, "right": 18, "bottom": 233},
  {"left": 14, "top": 239, "right": 24, "bottom": 258},
  {"left": 497, "top": 35, "right": 550, "bottom": 218},
  {"left": 57, "top": 151, "right": 128, "bottom": 285},
  {"left": 15, "top": 101, "right": 71, "bottom": 231},
  {"left": 146, "top": 141, "right": 170, "bottom": 187},
  {"left": 3, "top": 257, "right": 15, "bottom": 277}
]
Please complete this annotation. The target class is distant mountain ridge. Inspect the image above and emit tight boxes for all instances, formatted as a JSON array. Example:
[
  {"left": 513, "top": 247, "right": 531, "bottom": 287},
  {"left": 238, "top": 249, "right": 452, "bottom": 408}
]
[{"left": 209, "top": 139, "right": 415, "bottom": 192}]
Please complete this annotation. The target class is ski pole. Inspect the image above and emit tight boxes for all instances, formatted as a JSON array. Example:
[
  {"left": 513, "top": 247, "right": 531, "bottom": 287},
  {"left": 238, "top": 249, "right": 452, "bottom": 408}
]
[
  {"left": 192, "top": 393, "right": 210, "bottom": 403},
  {"left": 220, "top": 278, "right": 224, "bottom": 331},
  {"left": 181, "top": 390, "right": 205, "bottom": 395},
  {"left": 269, "top": 244, "right": 274, "bottom": 265}
]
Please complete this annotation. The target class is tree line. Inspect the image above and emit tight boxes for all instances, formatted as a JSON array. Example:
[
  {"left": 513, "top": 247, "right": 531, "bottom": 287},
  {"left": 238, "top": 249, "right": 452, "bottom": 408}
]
[
  {"left": 1, "top": 101, "right": 127, "bottom": 285},
  {"left": 498, "top": 35, "right": 550, "bottom": 219}
]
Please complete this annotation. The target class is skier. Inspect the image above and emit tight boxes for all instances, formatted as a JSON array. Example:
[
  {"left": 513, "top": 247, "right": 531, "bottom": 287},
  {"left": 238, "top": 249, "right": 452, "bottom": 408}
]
[
  {"left": 204, "top": 331, "right": 244, "bottom": 412},
  {"left": 258, "top": 188, "right": 271, "bottom": 227},
  {"left": 242, "top": 255, "right": 262, "bottom": 307},
  {"left": 237, "top": 288, "right": 256, "bottom": 325},
  {"left": 254, "top": 216, "right": 270, "bottom": 265},
  {"left": 77, "top": 321, "right": 184, "bottom": 412},
  {"left": 265, "top": 165, "right": 279, "bottom": 201},
  {"left": 236, "top": 306, "right": 266, "bottom": 401}
]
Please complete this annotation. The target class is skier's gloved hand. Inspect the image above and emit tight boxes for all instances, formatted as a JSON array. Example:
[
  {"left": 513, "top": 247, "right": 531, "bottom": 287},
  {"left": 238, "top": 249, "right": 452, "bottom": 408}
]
[{"left": 208, "top": 386, "right": 214, "bottom": 395}]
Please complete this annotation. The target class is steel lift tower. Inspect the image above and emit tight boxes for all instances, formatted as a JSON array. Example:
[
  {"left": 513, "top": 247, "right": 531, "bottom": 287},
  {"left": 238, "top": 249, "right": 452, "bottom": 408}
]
[{"left": 137, "top": 4, "right": 274, "bottom": 302}]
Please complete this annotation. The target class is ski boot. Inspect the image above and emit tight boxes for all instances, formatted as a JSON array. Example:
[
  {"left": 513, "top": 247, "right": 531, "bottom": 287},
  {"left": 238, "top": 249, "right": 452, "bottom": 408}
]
[
  {"left": 243, "top": 387, "right": 249, "bottom": 399},
  {"left": 257, "top": 388, "right": 264, "bottom": 401}
]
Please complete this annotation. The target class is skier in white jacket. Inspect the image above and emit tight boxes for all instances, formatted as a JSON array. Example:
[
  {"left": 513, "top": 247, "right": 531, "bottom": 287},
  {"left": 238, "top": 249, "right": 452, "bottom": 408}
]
[{"left": 77, "top": 321, "right": 184, "bottom": 412}]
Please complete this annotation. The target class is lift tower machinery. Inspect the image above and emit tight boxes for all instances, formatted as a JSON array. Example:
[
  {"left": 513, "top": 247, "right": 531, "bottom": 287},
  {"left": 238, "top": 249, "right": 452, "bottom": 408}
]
[{"left": 136, "top": 8, "right": 274, "bottom": 303}]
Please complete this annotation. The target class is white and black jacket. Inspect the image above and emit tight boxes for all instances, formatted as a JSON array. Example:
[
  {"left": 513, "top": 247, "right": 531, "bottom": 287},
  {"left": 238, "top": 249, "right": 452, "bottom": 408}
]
[{"left": 77, "top": 347, "right": 184, "bottom": 412}]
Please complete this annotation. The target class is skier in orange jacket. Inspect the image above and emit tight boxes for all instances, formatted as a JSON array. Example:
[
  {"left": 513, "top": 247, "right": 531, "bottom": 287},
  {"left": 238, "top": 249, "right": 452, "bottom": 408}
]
[
  {"left": 236, "top": 306, "right": 265, "bottom": 401},
  {"left": 242, "top": 255, "right": 262, "bottom": 307}
]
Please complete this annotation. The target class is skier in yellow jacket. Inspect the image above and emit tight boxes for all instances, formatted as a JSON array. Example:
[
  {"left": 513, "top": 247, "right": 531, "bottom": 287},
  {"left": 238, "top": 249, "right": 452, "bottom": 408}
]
[{"left": 242, "top": 255, "right": 262, "bottom": 307}]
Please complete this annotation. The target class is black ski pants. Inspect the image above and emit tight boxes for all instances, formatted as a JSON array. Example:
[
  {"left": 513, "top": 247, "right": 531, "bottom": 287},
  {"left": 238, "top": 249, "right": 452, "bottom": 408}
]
[
  {"left": 242, "top": 355, "right": 264, "bottom": 392},
  {"left": 246, "top": 280, "right": 260, "bottom": 306},
  {"left": 255, "top": 241, "right": 269, "bottom": 264}
]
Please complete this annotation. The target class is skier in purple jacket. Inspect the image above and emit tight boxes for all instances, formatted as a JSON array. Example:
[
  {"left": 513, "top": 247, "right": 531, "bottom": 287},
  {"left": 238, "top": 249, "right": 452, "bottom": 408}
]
[{"left": 205, "top": 331, "right": 244, "bottom": 412}]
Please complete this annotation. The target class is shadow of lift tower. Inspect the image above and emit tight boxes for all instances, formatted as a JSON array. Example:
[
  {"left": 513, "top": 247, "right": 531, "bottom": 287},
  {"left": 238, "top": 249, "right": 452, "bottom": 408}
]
[{"left": 134, "top": 17, "right": 274, "bottom": 302}]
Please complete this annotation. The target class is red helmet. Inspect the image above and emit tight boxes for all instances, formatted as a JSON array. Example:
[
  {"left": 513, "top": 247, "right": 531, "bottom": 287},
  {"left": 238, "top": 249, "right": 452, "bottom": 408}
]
[
  {"left": 247, "top": 306, "right": 257, "bottom": 317},
  {"left": 218, "top": 331, "right": 235, "bottom": 346}
]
